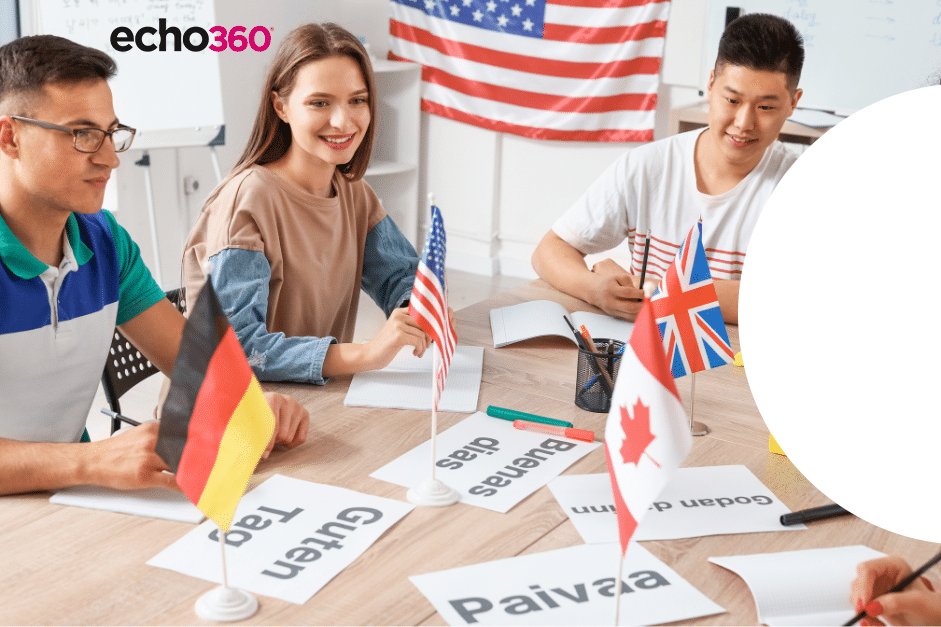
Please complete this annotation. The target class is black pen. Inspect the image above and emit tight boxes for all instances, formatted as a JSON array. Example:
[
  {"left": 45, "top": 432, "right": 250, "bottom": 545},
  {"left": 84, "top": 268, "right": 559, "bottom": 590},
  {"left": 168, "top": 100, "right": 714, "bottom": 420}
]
[
  {"left": 101, "top": 408, "right": 141, "bottom": 428},
  {"left": 843, "top": 550, "right": 941, "bottom": 625},
  {"left": 638, "top": 229, "right": 652, "bottom": 290},
  {"left": 780, "top": 503, "right": 851, "bottom": 526},
  {"left": 563, "top": 315, "right": 589, "bottom": 350}
]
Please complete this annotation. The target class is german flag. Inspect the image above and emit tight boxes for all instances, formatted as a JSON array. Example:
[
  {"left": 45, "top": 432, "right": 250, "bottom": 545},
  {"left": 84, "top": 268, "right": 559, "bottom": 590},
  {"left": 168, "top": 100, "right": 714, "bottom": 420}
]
[{"left": 156, "top": 276, "right": 275, "bottom": 532}]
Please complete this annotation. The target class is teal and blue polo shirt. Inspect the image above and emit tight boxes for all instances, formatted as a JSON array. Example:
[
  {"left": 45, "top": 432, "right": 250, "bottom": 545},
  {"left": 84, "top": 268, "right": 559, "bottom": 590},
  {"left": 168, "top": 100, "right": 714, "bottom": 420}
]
[{"left": 0, "top": 209, "right": 164, "bottom": 443}]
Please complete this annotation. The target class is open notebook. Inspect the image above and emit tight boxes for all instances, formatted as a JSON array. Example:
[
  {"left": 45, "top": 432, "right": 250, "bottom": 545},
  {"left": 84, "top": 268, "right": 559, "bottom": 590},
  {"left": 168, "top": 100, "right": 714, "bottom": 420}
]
[
  {"left": 51, "top": 484, "right": 203, "bottom": 523},
  {"left": 490, "top": 300, "right": 634, "bottom": 348},
  {"left": 344, "top": 345, "right": 483, "bottom": 413},
  {"left": 709, "top": 545, "right": 885, "bottom": 626}
]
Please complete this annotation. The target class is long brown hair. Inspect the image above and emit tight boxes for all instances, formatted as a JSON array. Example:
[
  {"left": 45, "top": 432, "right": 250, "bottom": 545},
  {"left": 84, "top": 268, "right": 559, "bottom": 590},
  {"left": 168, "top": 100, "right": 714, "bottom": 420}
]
[{"left": 204, "top": 22, "right": 377, "bottom": 205}]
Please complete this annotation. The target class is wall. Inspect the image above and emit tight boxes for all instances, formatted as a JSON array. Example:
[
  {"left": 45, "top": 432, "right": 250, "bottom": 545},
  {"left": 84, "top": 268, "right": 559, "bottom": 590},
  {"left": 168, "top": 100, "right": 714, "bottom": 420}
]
[{"left": 20, "top": 0, "right": 708, "bottom": 287}]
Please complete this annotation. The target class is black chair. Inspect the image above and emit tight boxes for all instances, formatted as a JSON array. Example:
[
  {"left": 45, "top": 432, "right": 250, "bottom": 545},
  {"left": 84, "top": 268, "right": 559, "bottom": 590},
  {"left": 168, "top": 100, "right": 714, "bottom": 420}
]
[{"left": 100, "top": 288, "right": 185, "bottom": 434}]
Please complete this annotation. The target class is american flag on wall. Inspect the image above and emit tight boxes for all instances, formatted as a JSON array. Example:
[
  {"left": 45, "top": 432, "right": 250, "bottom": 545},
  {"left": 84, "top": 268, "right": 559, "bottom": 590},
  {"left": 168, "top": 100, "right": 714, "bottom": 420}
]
[
  {"left": 650, "top": 221, "right": 735, "bottom": 378},
  {"left": 388, "top": 0, "right": 672, "bottom": 142},
  {"left": 408, "top": 205, "right": 458, "bottom": 409}
]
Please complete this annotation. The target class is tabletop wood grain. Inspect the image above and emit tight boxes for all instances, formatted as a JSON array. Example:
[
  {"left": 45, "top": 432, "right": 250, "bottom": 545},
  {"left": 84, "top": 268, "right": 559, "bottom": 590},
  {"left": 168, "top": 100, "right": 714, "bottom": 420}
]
[{"left": 1, "top": 279, "right": 935, "bottom": 625}]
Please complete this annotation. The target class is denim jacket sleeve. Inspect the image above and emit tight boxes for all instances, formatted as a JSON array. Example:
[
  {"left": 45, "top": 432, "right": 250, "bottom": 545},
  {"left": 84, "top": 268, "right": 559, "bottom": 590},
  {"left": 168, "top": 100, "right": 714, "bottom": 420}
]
[
  {"left": 209, "top": 247, "right": 336, "bottom": 384},
  {"left": 360, "top": 216, "right": 418, "bottom": 317}
]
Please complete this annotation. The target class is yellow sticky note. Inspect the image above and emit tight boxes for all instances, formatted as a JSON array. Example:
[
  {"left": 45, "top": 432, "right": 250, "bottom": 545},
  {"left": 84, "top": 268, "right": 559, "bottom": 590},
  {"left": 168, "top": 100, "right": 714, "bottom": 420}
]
[
  {"left": 769, "top": 434, "right": 786, "bottom": 456},
  {"left": 733, "top": 351, "right": 744, "bottom": 367}
]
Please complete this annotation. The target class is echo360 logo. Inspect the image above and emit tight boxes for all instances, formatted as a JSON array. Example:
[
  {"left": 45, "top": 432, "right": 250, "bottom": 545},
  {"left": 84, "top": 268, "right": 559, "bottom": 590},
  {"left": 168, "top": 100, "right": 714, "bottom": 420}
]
[{"left": 110, "top": 19, "right": 272, "bottom": 52}]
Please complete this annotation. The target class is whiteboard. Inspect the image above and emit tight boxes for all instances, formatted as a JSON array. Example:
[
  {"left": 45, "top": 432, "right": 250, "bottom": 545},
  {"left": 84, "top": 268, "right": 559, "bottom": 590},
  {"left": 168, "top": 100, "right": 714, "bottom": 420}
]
[
  {"left": 702, "top": 1, "right": 941, "bottom": 115},
  {"left": 24, "top": 0, "right": 225, "bottom": 149}
]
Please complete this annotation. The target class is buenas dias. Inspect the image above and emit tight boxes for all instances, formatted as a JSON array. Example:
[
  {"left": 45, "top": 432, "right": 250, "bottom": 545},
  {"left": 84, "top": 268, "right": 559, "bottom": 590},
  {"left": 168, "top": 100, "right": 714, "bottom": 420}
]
[
  {"left": 434, "top": 437, "right": 580, "bottom": 497},
  {"left": 449, "top": 572, "right": 671, "bottom": 624}
]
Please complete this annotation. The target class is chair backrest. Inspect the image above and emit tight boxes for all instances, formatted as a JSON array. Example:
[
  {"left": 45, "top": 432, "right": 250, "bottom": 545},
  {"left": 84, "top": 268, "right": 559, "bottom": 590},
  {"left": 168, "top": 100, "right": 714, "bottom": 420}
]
[{"left": 100, "top": 288, "right": 185, "bottom": 434}]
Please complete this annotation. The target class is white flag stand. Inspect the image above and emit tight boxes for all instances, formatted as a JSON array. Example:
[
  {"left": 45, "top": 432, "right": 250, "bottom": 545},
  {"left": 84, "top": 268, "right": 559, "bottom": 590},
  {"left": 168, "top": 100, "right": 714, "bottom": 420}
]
[
  {"left": 689, "top": 373, "right": 709, "bottom": 436},
  {"left": 194, "top": 528, "right": 258, "bottom": 621},
  {"left": 407, "top": 347, "right": 460, "bottom": 506}
]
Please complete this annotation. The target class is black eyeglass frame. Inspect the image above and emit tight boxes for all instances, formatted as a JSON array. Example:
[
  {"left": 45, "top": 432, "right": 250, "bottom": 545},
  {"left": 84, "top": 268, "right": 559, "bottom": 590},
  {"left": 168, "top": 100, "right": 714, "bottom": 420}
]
[{"left": 9, "top": 115, "right": 137, "bottom": 153}]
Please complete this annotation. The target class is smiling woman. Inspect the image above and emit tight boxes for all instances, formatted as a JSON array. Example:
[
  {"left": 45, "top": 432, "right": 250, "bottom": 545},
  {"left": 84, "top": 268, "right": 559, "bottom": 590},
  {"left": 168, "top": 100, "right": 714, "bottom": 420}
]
[{"left": 181, "top": 22, "right": 429, "bottom": 387}]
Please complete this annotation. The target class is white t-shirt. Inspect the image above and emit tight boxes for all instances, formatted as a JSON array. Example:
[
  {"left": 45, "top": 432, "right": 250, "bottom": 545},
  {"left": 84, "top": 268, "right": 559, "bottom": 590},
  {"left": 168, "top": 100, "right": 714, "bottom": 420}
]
[{"left": 552, "top": 129, "right": 798, "bottom": 282}]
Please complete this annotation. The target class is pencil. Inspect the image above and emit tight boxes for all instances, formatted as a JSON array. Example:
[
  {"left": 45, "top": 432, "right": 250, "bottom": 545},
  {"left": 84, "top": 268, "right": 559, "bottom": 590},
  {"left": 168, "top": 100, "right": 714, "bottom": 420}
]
[
  {"left": 843, "top": 549, "right": 941, "bottom": 625},
  {"left": 100, "top": 408, "right": 141, "bottom": 428},
  {"left": 639, "top": 229, "right": 652, "bottom": 291}
]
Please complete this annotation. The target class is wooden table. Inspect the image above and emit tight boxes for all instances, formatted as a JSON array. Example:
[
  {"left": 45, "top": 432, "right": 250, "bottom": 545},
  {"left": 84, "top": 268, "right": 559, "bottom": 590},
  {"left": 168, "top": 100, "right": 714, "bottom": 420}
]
[{"left": 2, "top": 280, "right": 936, "bottom": 625}]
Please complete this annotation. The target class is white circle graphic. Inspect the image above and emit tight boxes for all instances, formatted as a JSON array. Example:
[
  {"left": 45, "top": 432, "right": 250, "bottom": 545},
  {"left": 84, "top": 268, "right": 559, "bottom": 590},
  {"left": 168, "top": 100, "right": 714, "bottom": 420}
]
[{"left": 740, "top": 85, "right": 941, "bottom": 543}]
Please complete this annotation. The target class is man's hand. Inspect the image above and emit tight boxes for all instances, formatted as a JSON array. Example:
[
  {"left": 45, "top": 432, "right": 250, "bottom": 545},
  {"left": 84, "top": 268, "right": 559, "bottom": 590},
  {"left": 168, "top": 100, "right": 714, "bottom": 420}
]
[
  {"left": 587, "top": 260, "right": 644, "bottom": 320},
  {"left": 262, "top": 392, "right": 309, "bottom": 459},
  {"left": 82, "top": 422, "right": 178, "bottom": 491},
  {"left": 533, "top": 231, "right": 644, "bottom": 321}
]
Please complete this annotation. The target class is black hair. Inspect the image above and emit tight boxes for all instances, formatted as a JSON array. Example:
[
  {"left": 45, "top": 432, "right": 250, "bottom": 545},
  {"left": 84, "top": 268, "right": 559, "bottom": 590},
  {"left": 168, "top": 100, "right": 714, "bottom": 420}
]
[
  {"left": 0, "top": 34, "right": 116, "bottom": 114},
  {"left": 715, "top": 13, "right": 804, "bottom": 91}
]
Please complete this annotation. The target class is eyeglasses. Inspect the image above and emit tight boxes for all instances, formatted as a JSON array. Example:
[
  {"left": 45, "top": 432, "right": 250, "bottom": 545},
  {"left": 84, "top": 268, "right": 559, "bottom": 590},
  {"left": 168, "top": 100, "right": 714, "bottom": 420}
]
[{"left": 10, "top": 115, "right": 136, "bottom": 153}]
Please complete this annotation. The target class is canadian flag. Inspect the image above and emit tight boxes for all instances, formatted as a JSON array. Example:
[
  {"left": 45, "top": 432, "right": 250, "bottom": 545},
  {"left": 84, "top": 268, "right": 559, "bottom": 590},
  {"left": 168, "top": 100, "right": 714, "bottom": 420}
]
[{"left": 605, "top": 298, "right": 693, "bottom": 555}]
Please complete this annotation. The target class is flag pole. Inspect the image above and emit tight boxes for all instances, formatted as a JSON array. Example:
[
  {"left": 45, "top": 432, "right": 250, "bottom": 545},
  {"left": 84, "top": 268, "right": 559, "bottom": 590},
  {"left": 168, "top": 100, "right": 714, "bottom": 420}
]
[
  {"left": 194, "top": 527, "right": 258, "bottom": 621},
  {"left": 689, "top": 373, "right": 709, "bottom": 436},
  {"left": 430, "top": 348, "right": 438, "bottom": 482},
  {"left": 219, "top": 530, "right": 230, "bottom": 589},
  {"left": 406, "top": 193, "right": 460, "bottom": 508},
  {"left": 614, "top": 548, "right": 624, "bottom": 626}
]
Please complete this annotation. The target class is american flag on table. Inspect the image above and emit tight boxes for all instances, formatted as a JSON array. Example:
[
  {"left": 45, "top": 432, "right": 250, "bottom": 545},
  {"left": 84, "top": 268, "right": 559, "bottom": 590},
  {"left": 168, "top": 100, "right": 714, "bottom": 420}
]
[
  {"left": 408, "top": 205, "right": 457, "bottom": 409},
  {"left": 605, "top": 296, "right": 691, "bottom": 555},
  {"left": 650, "top": 221, "right": 735, "bottom": 378},
  {"left": 388, "top": 0, "right": 671, "bottom": 142}
]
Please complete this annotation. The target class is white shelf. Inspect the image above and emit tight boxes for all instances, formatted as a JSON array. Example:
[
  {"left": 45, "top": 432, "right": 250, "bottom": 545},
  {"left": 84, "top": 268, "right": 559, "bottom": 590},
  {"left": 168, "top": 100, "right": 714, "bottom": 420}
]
[
  {"left": 365, "top": 60, "right": 422, "bottom": 246},
  {"left": 366, "top": 160, "right": 416, "bottom": 176}
]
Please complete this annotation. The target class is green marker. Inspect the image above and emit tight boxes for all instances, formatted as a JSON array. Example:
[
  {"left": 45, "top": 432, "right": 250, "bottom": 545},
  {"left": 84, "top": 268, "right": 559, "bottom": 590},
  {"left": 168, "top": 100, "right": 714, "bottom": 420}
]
[{"left": 486, "top": 406, "right": 573, "bottom": 429}]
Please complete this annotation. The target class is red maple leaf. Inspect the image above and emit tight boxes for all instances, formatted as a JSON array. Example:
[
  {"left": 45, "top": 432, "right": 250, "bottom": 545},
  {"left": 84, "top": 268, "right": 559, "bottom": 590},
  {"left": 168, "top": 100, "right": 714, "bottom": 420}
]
[{"left": 619, "top": 399, "right": 658, "bottom": 468}]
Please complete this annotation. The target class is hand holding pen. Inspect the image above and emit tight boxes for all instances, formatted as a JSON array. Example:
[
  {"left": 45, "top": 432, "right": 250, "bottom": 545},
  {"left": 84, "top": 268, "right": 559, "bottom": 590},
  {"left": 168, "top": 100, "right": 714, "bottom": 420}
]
[{"left": 588, "top": 259, "right": 644, "bottom": 320}]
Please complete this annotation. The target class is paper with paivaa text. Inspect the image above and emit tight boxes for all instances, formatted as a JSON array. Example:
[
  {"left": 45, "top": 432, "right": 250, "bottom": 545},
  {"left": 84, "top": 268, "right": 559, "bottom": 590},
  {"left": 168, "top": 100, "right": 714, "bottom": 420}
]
[
  {"left": 371, "top": 411, "right": 599, "bottom": 513},
  {"left": 709, "top": 545, "right": 885, "bottom": 626},
  {"left": 548, "top": 465, "right": 805, "bottom": 543},
  {"left": 147, "top": 475, "right": 414, "bottom": 604},
  {"left": 411, "top": 542, "right": 724, "bottom": 626}
]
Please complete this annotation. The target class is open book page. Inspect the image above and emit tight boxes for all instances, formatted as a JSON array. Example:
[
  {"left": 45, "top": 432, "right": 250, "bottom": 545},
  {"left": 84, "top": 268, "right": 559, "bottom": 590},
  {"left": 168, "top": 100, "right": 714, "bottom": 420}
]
[
  {"left": 709, "top": 545, "right": 885, "bottom": 626},
  {"left": 344, "top": 345, "right": 484, "bottom": 413},
  {"left": 490, "top": 300, "right": 575, "bottom": 347},
  {"left": 50, "top": 485, "right": 203, "bottom": 523},
  {"left": 569, "top": 310, "right": 634, "bottom": 345},
  {"left": 490, "top": 300, "right": 634, "bottom": 348}
]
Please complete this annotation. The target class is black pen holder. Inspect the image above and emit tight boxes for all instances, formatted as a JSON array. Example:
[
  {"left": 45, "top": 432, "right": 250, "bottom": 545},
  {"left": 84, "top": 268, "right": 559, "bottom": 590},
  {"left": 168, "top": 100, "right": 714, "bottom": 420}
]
[{"left": 575, "top": 338, "right": 624, "bottom": 413}]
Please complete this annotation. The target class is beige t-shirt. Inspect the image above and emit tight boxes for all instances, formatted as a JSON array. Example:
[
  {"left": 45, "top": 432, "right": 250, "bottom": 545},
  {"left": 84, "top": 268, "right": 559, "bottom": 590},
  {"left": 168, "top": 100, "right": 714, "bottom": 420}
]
[{"left": 183, "top": 165, "right": 386, "bottom": 344}]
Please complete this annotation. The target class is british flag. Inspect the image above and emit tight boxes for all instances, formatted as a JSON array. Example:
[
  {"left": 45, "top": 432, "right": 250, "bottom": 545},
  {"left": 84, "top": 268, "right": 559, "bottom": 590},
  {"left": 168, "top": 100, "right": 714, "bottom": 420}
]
[
  {"left": 650, "top": 221, "right": 734, "bottom": 378},
  {"left": 408, "top": 205, "right": 457, "bottom": 409}
]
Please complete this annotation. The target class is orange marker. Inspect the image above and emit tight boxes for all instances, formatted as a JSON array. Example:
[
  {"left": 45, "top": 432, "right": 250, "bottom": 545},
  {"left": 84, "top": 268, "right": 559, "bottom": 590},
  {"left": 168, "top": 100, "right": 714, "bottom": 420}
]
[{"left": 513, "top": 419, "right": 595, "bottom": 443}]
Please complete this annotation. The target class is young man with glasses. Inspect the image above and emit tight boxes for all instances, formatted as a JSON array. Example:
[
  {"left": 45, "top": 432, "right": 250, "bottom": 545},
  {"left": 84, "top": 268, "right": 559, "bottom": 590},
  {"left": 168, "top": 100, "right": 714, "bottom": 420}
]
[{"left": 0, "top": 35, "right": 309, "bottom": 495}]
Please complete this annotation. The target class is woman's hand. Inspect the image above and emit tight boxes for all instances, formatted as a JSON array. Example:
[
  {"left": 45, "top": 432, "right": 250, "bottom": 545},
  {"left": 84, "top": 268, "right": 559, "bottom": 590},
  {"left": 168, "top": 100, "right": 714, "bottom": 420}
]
[{"left": 850, "top": 556, "right": 941, "bottom": 626}]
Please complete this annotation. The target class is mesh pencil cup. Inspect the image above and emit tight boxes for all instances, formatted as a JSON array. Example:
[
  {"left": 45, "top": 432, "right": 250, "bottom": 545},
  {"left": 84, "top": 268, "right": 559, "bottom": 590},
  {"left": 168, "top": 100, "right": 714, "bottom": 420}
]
[{"left": 575, "top": 338, "right": 624, "bottom": 413}]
